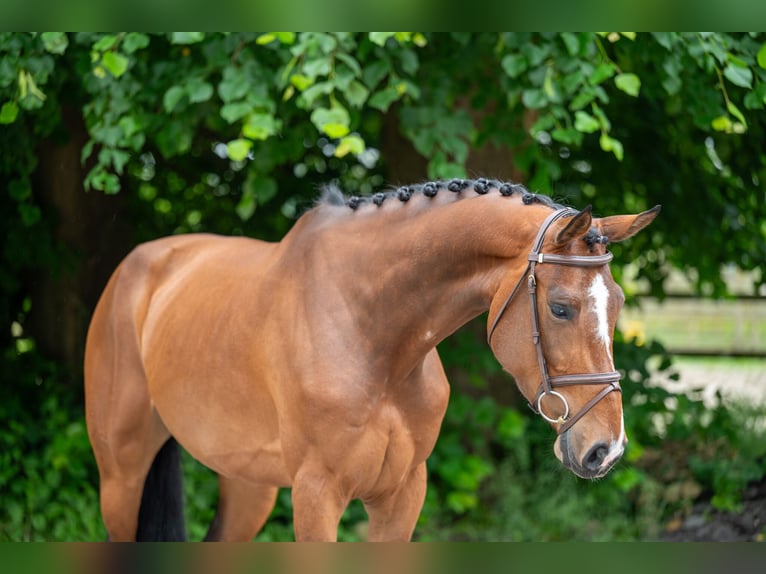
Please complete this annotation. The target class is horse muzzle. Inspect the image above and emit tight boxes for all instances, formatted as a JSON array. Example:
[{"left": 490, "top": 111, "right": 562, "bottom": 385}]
[{"left": 555, "top": 430, "right": 625, "bottom": 479}]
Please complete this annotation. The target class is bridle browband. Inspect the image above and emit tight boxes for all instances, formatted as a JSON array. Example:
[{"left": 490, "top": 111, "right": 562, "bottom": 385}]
[{"left": 487, "top": 208, "right": 622, "bottom": 435}]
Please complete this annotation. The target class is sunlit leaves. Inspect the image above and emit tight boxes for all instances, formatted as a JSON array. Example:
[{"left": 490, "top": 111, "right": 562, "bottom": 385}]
[
  {"left": 242, "top": 113, "right": 281, "bottom": 140},
  {"left": 334, "top": 135, "right": 365, "bottom": 158},
  {"left": 226, "top": 138, "right": 252, "bottom": 162},
  {"left": 256, "top": 32, "right": 296, "bottom": 45},
  {"left": 0, "top": 101, "right": 18, "bottom": 124},
  {"left": 599, "top": 132, "right": 624, "bottom": 161},
  {"left": 100, "top": 52, "right": 128, "bottom": 78},
  {"left": 369, "top": 32, "right": 426, "bottom": 47},
  {"left": 723, "top": 61, "right": 753, "bottom": 89},
  {"left": 310, "top": 106, "right": 350, "bottom": 138},
  {"left": 615, "top": 73, "right": 641, "bottom": 97},
  {"left": 574, "top": 110, "right": 600, "bottom": 133}
]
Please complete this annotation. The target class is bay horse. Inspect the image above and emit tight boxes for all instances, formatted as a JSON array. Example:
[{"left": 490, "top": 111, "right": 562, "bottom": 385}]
[{"left": 84, "top": 178, "right": 659, "bottom": 541}]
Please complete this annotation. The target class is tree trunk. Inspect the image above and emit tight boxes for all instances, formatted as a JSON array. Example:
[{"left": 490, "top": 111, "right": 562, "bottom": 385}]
[{"left": 29, "top": 106, "right": 131, "bottom": 378}]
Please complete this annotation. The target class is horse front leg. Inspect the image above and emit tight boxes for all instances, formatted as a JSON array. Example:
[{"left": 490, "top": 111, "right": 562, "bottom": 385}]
[
  {"left": 363, "top": 462, "right": 427, "bottom": 542},
  {"left": 204, "top": 476, "right": 279, "bottom": 541},
  {"left": 291, "top": 462, "right": 349, "bottom": 541}
]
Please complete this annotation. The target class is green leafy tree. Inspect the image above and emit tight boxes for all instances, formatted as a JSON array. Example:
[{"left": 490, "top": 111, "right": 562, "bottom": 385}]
[{"left": 2, "top": 32, "right": 765, "bottom": 540}]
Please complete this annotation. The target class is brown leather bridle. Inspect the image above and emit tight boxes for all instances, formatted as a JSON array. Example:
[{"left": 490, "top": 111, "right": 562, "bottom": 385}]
[{"left": 487, "top": 208, "right": 622, "bottom": 435}]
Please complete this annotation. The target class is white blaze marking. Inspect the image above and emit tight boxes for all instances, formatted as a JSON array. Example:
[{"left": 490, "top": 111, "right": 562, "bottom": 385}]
[
  {"left": 588, "top": 273, "right": 626, "bottom": 472},
  {"left": 588, "top": 273, "right": 612, "bottom": 362}
]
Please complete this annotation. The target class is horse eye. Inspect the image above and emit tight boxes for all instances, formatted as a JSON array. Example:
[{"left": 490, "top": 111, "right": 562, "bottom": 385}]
[{"left": 549, "top": 303, "right": 570, "bottom": 320}]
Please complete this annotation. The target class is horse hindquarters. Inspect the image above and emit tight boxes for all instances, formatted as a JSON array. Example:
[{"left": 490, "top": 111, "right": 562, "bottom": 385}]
[{"left": 85, "top": 256, "right": 180, "bottom": 541}]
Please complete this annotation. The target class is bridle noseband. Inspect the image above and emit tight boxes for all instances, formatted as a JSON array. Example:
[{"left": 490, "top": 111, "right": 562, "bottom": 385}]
[{"left": 487, "top": 208, "right": 622, "bottom": 435}]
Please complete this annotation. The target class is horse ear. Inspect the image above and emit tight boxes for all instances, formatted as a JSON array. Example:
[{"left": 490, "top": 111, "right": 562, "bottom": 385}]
[
  {"left": 597, "top": 205, "right": 661, "bottom": 243},
  {"left": 554, "top": 205, "right": 593, "bottom": 246}
]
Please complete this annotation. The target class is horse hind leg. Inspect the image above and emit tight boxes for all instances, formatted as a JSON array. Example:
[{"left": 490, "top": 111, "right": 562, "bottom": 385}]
[
  {"left": 86, "top": 288, "right": 180, "bottom": 540},
  {"left": 96, "top": 429, "right": 176, "bottom": 541},
  {"left": 204, "top": 476, "right": 278, "bottom": 541}
]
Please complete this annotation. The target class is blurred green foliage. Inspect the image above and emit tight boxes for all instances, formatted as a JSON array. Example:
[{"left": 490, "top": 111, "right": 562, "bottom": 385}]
[{"left": 2, "top": 32, "right": 766, "bottom": 540}]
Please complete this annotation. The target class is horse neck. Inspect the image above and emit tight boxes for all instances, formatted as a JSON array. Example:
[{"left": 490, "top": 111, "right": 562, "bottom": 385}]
[{"left": 294, "top": 195, "right": 551, "bottom": 376}]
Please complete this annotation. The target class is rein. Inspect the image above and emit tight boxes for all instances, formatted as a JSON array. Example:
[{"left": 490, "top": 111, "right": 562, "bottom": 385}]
[{"left": 487, "top": 208, "right": 622, "bottom": 435}]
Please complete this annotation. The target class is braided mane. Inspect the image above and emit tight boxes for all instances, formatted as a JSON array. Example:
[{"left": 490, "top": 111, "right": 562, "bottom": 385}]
[{"left": 319, "top": 178, "right": 563, "bottom": 211}]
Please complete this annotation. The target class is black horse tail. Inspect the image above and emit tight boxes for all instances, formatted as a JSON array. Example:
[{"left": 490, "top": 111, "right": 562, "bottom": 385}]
[{"left": 136, "top": 437, "right": 186, "bottom": 541}]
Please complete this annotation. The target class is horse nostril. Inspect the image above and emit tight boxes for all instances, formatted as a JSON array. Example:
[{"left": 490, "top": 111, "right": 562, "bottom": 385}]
[{"left": 583, "top": 443, "right": 609, "bottom": 471}]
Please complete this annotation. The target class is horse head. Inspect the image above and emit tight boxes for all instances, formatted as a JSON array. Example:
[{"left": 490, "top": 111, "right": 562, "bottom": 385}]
[{"left": 488, "top": 205, "right": 660, "bottom": 478}]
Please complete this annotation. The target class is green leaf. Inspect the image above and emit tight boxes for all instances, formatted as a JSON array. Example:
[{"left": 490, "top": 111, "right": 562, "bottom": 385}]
[
  {"left": 226, "top": 138, "right": 252, "bottom": 162},
  {"left": 336, "top": 52, "right": 362, "bottom": 77},
  {"left": 589, "top": 62, "right": 615, "bottom": 85},
  {"left": 334, "top": 135, "right": 365, "bottom": 157},
  {"left": 323, "top": 123, "right": 349, "bottom": 138},
  {"left": 220, "top": 102, "right": 252, "bottom": 123},
  {"left": 310, "top": 106, "right": 351, "bottom": 138},
  {"left": 723, "top": 63, "right": 752, "bottom": 88},
  {"left": 8, "top": 179, "right": 30, "bottom": 201},
  {"left": 501, "top": 54, "right": 527, "bottom": 78},
  {"left": 344, "top": 80, "right": 369, "bottom": 108},
  {"left": 242, "top": 113, "right": 280, "bottom": 140},
  {"left": 123, "top": 33, "right": 150, "bottom": 54},
  {"left": 186, "top": 79, "right": 213, "bottom": 103},
  {"left": 290, "top": 74, "right": 314, "bottom": 91},
  {"left": 369, "top": 32, "right": 396, "bottom": 47},
  {"left": 727, "top": 101, "right": 747, "bottom": 130},
  {"left": 574, "top": 110, "right": 600, "bottom": 133},
  {"left": 362, "top": 60, "right": 389, "bottom": 90},
  {"left": 561, "top": 33, "right": 581, "bottom": 56},
  {"left": 368, "top": 86, "right": 400, "bottom": 112},
  {"left": 275, "top": 32, "right": 296, "bottom": 44},
  {"left": 19, "top": 204, "right": 40, "bottom": 225},
  {"left": 569, "top": 89, "right": 596, "bottom": 110},
  {"left": 218, "top": 67, "right": 250, "bottom": 103},
  {"left": 0, "top": 101, "right": 19, "bottom": 124},
  {"left": 599, "top": 133, "right": 624, "bottom": 161},
  {"left": 551, "top": 128, "right": 581, "bottom": 145},
  {"left": 41, "top": 32, "right": 68, "bottom": 55},
  {"left": 110, "top": 149, "right": 131, "bottom": 174},
  {"left": 171, "top": 32, "right": 205, "bottom": 45},
  {"left": 711, "top": 115, "right": 732, "bottom": 132},
  {"left": 303, "top": 58, "right": 331, "bottom": 79},
  {"left": 93, "top": 35, "right": 118, "bottom": 52},
  {"left": 163, "top": 86, "right": 186, "bottom": 112},
  {"left": 615, "top": 73, "right": 641, "bottom": 97},
  {"left": 236, "top": 175, "right": 277, "bottom": 220},
  {"left": 101, "top": 52, "right": 129, "bottom": 78},
  {"left": 300, "top": 81, "right": 333, "bottom": 106},
  {"left": 399, "top": 49, "right": 419, "bottom": 75},
  {"left": 758, "top": 43, "right": 766, "bottom": 69},
  {"left": 521, "top": 89, "right": 547, "bottom": 109},
  {"left": 256, "top": 34, "right": 276, "bottom": 45}
]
